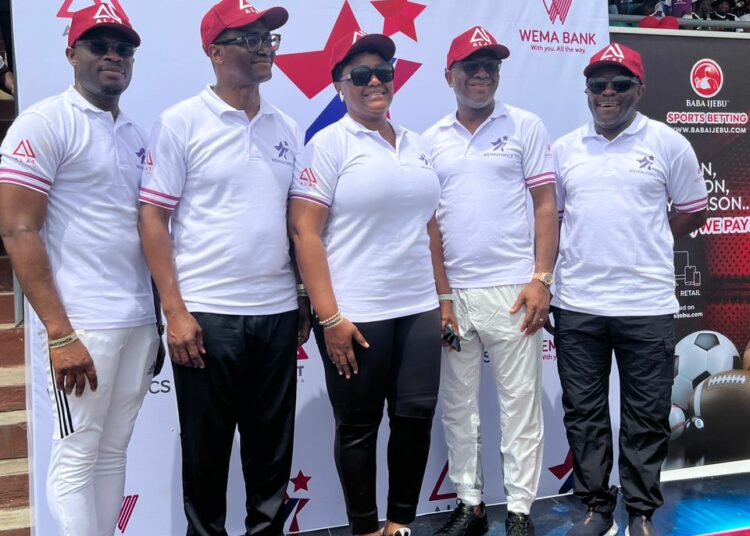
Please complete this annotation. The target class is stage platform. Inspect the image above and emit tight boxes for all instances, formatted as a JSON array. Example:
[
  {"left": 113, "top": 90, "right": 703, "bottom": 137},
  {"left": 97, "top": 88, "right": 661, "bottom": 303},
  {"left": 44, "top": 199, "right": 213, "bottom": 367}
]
[{"left": 305, "top": 471, "right": 750, "bottom": 536}]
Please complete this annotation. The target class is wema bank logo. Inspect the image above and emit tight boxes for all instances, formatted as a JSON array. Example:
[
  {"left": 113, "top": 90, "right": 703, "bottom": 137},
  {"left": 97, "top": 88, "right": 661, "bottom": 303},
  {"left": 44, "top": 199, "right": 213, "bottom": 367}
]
[
  {"left": 543, "top": 0, "right": 574, "bottom": 24},
  {"left": 690, "top": 59, "right": 723, "bottom": 99},
  {"left": 117, "top": 494, "right": 138, "bottom": 533}
]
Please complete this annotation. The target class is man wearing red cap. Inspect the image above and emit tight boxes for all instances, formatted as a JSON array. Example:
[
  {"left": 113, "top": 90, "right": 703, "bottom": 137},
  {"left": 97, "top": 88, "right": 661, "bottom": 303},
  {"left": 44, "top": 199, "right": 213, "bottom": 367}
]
[
  {"left": 423, "top": 26, "right": 558, "bottom": 536},
  {"left": 551, "top": 43, "right": 707, "bottom": 536},
  {"left": 138, "top": 1, "right": 309, "bottom": 535},
  {"left": 0, "top": 5, "right": 158, "bottom": 536}
]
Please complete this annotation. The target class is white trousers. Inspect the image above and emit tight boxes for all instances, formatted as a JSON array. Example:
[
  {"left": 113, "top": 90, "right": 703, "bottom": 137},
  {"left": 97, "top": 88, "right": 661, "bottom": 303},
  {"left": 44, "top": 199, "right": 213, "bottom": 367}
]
[
  {"left": 43, "top": 325, "right": 159, "bottom": 536},
  {"left": 440, "top": 285, "right": 544, "bottom": 514}
]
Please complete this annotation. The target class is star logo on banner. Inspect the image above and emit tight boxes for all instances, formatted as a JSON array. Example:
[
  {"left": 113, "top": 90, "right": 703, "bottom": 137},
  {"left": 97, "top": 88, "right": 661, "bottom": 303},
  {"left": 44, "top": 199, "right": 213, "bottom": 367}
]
[
  {"left": 290, "top": 470, "right": 311, "bottom": 492},
  {"left": 274, "top": 1, "right": 362, "bottom": 99},
  {"left": 371, "top": 0, "right": 426, "bottom": 41},
  {"left": 548, "top": 448, "right": 574, "bottom": 494}
]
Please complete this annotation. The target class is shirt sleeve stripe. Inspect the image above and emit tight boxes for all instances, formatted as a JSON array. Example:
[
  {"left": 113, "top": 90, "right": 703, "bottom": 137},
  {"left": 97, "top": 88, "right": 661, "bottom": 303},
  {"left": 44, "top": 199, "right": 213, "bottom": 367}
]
[
  {"left": 139, "top": 187, "right": 180, "bottom": 201},
  {"left": 674, "top": 198, "right": 708, "bottom": 213},
  {"left": 0, "top": 177, "right": 50, "bottom": 195},
  {"left": 525, "top": 171, "right": 555, "bottom": 182},
  {"left": 139, "top": 195, "right": 176, "bottom": 210},
  {"left": 289, "top": 194, "right": 331, "bottom": 208},
  {"left": 527, "top": 176, "right": 556, "bottom": 188},
  {"left": 0, "top": 168, "right": 53, "bottom": 187}
]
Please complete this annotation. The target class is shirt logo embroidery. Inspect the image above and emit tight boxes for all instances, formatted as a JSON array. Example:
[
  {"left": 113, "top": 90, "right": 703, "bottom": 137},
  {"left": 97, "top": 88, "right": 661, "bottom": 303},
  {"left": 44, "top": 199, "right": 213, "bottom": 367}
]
[
  {"left": 12, "top": 139, "right": 37, "bottom": 166},
  {"left": 638, "top": 154, "right": 655, "bottom": 171},
  {"left": 491, "top": 135, "right": 509, "bottom": 152},
  {"left": 299, "top": 168, "right": 318, "bottom": 187},
  {"left": 135, "top": 147, "right": 147, "bottom": 166},
  {"left": 145, "top": 151, "right": 154, "bottom": 173},
  {"left": 418, "top": 154, "right": 431, "bottom": 166},
  {"left": 274, "top": 140, "right": 291, "bottom": 160}
]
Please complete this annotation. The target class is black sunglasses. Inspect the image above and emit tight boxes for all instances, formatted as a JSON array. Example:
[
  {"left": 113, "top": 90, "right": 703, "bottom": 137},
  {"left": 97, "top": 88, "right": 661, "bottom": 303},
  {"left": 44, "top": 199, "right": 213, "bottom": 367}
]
[
  {"left": 453, "top": 58, "right": 501, "bottom": 77},
  {"left": 213, "top": 33, "right": 281, "bottom": 53},
  {"left": 75, "top": 40, "right": 137, "bottom": 58},
  {"left": 586, "top": 75, "right": 640, "bottom": 94},
  {"left": 337, "top": 62, "right": 395, "bottom": 86}
]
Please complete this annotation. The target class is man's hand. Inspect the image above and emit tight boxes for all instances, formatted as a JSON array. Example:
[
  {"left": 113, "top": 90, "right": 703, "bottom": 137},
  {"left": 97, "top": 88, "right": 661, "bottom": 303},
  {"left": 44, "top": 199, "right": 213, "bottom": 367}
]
[
  {"left": 440, "top": 300, "right": 460, "bottom": 351},
  {"left": 50, "top": 339, "right": 97, "bottom": 397},
  {"left": 509, "top": 280, "right": 551, "bottom": 336},
  {"left": 297, "top": 297, "right": 312, "bottom": 346},
  {"left": 323, "top": 319, "right": 369, "bottom": 379},
  {"left": 166, "top": 309, "right": 206, "bottom": 368}
]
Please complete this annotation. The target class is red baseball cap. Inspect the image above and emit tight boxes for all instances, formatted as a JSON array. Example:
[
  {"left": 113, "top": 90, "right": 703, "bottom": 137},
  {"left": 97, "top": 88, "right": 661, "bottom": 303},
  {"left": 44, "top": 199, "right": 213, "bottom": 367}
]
[
  {"left": 638, "top": 15, "right": 680, "bottom": 30},
  {"left": 329, "top": 31, "right": 395, "bottom": 75},
  {"left": 584, "top": 42, "right": 645, "bottom": 81},
  {"left": 201, "top": 0, "right": 288, "bottom": 54},
  {"left": 446, "top": 26, "right": 509, "bottom": 69},
  {"left": 68, "top": 3, "right": 141, "bottom": 47}
]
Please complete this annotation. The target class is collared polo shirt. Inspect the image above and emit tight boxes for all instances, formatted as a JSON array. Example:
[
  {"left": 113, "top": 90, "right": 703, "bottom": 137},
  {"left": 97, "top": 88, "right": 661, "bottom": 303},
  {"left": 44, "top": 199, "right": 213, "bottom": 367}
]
[
  {"left": 139, "top": 86, "right": 300, "bottom": 315},
  {"left": 0, "top": 87, "right": 154, "bottom": 329},
  {"left": 422, "top": 102, "right": 555, "bottom": 288},
  {"left": 289, "top": 114, "right": 440, "bottom": 322},
  {"left": 552, "top": 113, "right": 708, "bottom": 316}
]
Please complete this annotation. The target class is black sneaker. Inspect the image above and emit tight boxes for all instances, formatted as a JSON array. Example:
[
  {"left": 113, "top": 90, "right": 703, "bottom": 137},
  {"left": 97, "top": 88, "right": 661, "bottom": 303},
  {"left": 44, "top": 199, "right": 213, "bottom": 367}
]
[
  {"left": 506, "top": 512, "right": 535, "bottom": 536},
  {"left": 566, "top": 509, "right": 618, "bottom": 536},
  {"left": 433, "top": 500, "right": 489, "bottom": 536},
  {"left": 625, "top": 514, "right": 658, "bottom": 536}
]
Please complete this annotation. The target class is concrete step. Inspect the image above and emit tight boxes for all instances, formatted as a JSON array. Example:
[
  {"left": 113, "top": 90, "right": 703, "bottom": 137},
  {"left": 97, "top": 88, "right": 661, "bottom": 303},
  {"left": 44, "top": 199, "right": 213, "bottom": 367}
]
[
  {"left": 0, "top": 411, "right": 26, "bottom": 461},
  {"left": 0, "top": 507, "right": 30, "bottom": 534},
  {"left": 0, "top": 328, "right": 24, "bottom": 368},
  {"left": 0, "top": 367, "right": 24, "bottom": 413},
  {"left": 0, "top": 458, "right": 29, "bottom": 509}
]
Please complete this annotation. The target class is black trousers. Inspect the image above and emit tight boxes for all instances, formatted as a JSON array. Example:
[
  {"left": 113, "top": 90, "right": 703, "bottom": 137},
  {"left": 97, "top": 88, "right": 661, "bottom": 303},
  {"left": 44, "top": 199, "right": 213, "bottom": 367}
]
[
  {"left": 552, "top": 307, "right": 675, "bottom": 516},
  {"left": 313, "top": 308, "right": 441, "bottom": 534},
  {"left": 173, "top": 310, "right": 298, "bottom": 536}
]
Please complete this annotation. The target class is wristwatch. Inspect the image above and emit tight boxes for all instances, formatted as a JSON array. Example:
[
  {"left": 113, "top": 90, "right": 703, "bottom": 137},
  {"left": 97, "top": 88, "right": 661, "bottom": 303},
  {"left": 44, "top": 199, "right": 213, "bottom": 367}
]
[{"left": 532, "top": 272, "right": 553, "bottom": 287}]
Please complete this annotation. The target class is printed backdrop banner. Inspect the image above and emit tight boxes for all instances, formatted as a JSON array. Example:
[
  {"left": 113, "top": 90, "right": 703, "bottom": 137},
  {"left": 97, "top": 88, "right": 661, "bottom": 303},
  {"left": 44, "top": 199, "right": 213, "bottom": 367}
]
[
  {"left": 615, "top": 30, "right": 750, "bottom": 472},
  {"left": 14, "top": 1, "right": 609, "bottom": 533}
]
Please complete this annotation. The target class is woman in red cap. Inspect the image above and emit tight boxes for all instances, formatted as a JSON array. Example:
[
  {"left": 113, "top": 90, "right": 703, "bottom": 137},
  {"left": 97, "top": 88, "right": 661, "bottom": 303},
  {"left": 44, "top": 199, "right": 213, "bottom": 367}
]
[{"left": 288, "top": 31, "right": 453, "bottom": 536}]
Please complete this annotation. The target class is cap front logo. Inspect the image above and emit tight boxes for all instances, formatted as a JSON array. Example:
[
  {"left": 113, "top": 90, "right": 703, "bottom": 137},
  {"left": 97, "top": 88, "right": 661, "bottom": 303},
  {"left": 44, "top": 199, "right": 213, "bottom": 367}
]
[
  {"left": 469, "top": 27, "right": 492, "bottom": 47},
  {"left": 352, "top": 30, "right": 366, "bottom": 44},
  {"left": 239, "top": 0, "right": 258, "bottom": 14},
  {"left": 599, "top": 43, "right": 624, "bottom": 63},
  {"left": 93, "top": 3, "right": 122, "bottom": 24}
]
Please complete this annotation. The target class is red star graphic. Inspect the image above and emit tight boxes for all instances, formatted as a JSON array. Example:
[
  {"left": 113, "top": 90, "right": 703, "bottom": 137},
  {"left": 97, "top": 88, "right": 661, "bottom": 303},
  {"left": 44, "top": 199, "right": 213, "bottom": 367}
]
[
  {"left": 290, "top": 470, "right": 311, "bottom": 492},
  {"left": 275, "top": 1, "right": 361, "bottom": 99},
  {"left": 371, "top": 0, "right": 426, "bottom": 41},
  {"left": 548, "top": 449, "right": 574, "bottom": 480}
]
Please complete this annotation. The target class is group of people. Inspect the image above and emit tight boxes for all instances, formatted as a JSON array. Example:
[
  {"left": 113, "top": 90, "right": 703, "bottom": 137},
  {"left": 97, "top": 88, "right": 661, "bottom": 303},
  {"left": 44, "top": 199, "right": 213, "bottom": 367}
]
[
  {"left": 620, "top": 0, "right": 750, "bottom": 30},
  {"left": 0, "top": 2, "right": 709, "bottom": 536}
]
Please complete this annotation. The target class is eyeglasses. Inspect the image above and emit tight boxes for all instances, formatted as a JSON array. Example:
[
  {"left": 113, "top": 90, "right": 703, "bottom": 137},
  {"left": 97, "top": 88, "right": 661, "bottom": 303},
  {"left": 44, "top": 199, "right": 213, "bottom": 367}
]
[
  {"left": 74, "top": 40, "right": 137, "bottom": 58},
  {"left": 213, "top": 33, "right": 281, "bottom": 53},
  {"left": 586, "top": 76, "right": 640, "bottom": 94},
  {"left": 337, "top": 62, "right": 395, "bottom": 86},
  {"left": 453, "top": 59, "right": 501, "bottom": 77}
]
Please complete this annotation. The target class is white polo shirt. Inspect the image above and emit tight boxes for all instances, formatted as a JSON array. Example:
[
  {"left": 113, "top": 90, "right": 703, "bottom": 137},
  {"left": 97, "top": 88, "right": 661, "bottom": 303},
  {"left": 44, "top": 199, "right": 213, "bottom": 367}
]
[
  {"left": 289, "top": 114, "right": 440, "bottom": 322},
  {"left": 139, "top": 87, "right": 300, "bottom": 315},
  {"left": 422, "top": 102, "right": 555, "bottom": 288},
  {"left": 0, "top": 87, "right": 154, "bottom": 329},
  {"left": 552, "top": 113, "right": 708, "bottom": 316}
]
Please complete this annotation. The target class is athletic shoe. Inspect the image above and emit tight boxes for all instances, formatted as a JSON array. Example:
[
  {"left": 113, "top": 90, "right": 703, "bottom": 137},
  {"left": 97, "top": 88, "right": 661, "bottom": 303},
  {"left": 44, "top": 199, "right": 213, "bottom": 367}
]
[
  {"left": 383, "top": 527, "right": 411, "bottom": 536},
  {"left": 506, "top": 512, "right": 535, "bottom": 536},
  {"left": 433, "top": 500, "right": 489, "bottom": 536},
  {"left": 566, "top": 508, "right": 618, "bottom": 536},
  {"left": 625, "top": 514, "right": 658, "bottom": 536}
]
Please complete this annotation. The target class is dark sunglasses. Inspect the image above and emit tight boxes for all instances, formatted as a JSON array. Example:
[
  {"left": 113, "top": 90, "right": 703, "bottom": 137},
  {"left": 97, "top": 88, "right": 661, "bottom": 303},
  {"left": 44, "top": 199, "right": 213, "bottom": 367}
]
[
  {"left": 337, "top": 62, "right": 395, "bottom": 86},
  {"left": 453, "top": 58, "right": 501, "bottom": 77},
  {"left": 213, "top": 33, "right": 281, "bottom": 53},
  {"left": 75, "top": 40, "right": 137, "bottom": 58},
  {"left": 586, "top": 75, "right": 640, "bottom": 94}
]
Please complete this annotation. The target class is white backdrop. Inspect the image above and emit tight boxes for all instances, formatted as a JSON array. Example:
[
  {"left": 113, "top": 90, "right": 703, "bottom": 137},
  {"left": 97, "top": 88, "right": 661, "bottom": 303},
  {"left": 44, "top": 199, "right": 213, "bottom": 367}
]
[{"left": 14, "top": 1, "right": 610, "bottom": 533}]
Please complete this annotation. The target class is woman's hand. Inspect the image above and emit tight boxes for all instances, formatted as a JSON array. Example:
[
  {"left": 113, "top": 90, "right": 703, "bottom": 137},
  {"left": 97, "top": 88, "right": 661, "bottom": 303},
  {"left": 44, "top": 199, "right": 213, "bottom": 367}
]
[{"left": 323, "top": 318, "right": 369, "bottom": 379}]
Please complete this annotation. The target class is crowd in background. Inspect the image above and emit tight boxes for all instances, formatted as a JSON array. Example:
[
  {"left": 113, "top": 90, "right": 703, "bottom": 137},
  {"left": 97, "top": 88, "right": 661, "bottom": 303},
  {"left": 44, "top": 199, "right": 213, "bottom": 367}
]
[{"left": 610, "top": 0, "right": 750, "bottom": 30}]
